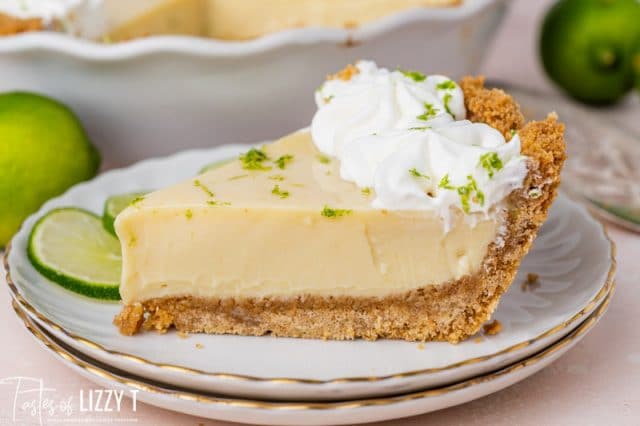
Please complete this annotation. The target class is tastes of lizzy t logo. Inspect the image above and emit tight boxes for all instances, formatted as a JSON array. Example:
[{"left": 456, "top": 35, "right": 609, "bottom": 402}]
[{"left": 0, "top": 376, "right": 139, "bottom": 424}]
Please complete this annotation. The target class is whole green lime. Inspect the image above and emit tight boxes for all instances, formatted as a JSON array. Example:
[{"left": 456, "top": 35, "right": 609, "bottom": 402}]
[
  {"left": 634, "top": 48, "right": 640, "bottom": 91},
  {"left": 0, "top": 92, "right": 100, "bottom": 247},
  {"left": 541, "top": 0, "right": 640, "bottom": 105}
]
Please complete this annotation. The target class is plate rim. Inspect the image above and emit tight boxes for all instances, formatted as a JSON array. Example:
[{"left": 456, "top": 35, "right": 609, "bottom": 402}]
[
  {"left": 10, "top": 285, "right": 614, "bottom": 411},
  {"left": 4, "top": 142, "right": 617, "bottom": 386}
]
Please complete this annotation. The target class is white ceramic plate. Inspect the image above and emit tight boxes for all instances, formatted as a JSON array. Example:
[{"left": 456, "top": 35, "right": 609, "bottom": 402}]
[
  {"left": 11, "top": 289, "right": 614, "bottom": 426},
  {"left": 5, "top": 144, "right": 615, "bottom": 401},
  {"left": 0, "top": 0, "right": 508, "bottom": 166}
]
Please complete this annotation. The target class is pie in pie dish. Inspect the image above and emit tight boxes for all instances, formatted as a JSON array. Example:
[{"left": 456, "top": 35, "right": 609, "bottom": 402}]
[
  {"left": 0, "top": 0, "right": 461, "bottom": 40},
  {"left": 114, "top": 61, "right": 566, "bottom": 342}
]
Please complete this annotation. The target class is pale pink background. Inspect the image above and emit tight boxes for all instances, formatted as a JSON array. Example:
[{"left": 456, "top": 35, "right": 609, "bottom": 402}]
[{"left": 2, "top": 0, "right": 640, "bottom": 424}]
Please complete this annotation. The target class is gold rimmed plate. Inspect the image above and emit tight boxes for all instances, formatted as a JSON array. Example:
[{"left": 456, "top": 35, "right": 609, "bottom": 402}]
[
  {"left": 5, "top": 145, "right": 616, "bottom": 401},
  {"left": 11, "top": 285, "right": 614, "bottom": 425}
]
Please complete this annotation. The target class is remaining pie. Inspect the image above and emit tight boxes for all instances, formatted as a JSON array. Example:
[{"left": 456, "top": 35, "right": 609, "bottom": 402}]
[
  {"left": 114, "top": 61, "right": 566, "bottom": 342},
  {"left": 0, "top": 0, "right": 461, "bottom": 40}
]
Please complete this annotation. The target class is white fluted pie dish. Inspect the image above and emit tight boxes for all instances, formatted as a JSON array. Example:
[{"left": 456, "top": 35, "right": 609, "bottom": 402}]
[{"left": 0, "top": 0, "right": 508, "bottom": 166}]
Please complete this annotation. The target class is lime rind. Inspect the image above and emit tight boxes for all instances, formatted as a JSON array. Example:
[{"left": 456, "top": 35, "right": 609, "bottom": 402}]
[
  {"left": 27, "top": 208, "right": 122, "bottom": 301},
  {"left": 102, "top": 192, "right": 146, "bottom": 236}
]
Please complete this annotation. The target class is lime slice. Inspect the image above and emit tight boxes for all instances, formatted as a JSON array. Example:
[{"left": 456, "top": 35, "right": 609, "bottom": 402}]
[
  {"left": 198, "top": 158, "right": 234, "bottom": 174},
  {"left": 102, "top": 192, "right": 146, "bottom": 236},
  {"left": 28, "top": 208, "right": 122, "bottom": 301}
]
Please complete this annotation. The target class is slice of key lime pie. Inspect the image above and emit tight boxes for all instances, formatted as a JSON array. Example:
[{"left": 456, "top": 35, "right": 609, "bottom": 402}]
[{"left": 114, "top": 61, "right": 566, "bottom": 342}]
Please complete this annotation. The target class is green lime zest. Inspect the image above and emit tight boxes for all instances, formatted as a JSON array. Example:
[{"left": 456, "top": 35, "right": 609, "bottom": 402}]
[
  {"left": 400, "top": 69, "right": 427, "bottom": 82},
  {"left": 193, "top": 179, "right": 215, "bottom": 197},
  {"left": 271, "top": 185, "right": 290, "bottom": 199},
  {"left": 443, "top": 93, "right": 454, "bottom": 118},
  {"left": 207, "top": 200, "right": 231, "bottom": 207},
  {"left": 316, "top": 154, "right": 331, "bottom": 164},
  {"left": 321, "top": 205, "right": 352, "bottom": 218},
  {"left": 438, "top": 174, "right": 456, "bottom": 190},
  {"left": 275, "top": 154, "right": 294, "bottom": 170},
  {"left": 456, "top": 176, "right": 485, "bottom": 214},
  {"left": 409, "top": 168, "right": 430, "bottom": 180},
  {"left": 478, "top": 152, "right": 504, "bottom": 178},
  {"left": 439, "top": 174, "right": 485, "bottom": 214},
  {"left": 240, "top": 148, "right": 271, "bottom": 171},
  {"left": 228, "top": 174, "right": 248, "bottom": 181},
  {"left": 417, "top": 103, "right": 438, "bottom": 121},
  {"left": 436, "top": 80, "right": 456, "bottom": 90}
]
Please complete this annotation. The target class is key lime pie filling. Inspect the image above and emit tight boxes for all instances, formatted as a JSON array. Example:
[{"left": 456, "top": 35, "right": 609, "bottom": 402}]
[
  {"left": 114, "top": 61, "right": 566, "bottom": 342},
  {"left": 0, "top": 0, "right": 461, "bottom": 40}
]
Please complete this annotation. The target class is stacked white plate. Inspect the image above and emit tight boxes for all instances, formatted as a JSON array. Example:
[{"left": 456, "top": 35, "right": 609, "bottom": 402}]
[{"left": 5, "top": 143, "right": 616, "bottom": 425}]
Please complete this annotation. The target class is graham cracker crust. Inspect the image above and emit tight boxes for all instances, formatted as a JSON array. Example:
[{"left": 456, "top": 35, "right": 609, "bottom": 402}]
[
  {"left": 0, "top": 13, "right": 43, "bottom": 36},
  {"left": 114, "top": 76, "right": 566, "bottom": 342}
]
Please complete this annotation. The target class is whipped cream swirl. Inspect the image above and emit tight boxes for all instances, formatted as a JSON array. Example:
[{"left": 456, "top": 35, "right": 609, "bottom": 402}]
[{"left": 311, "top": 61, "right": 528, "bottom": 227}]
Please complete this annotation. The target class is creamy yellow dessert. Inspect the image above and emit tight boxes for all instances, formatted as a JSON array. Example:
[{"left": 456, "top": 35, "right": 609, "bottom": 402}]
[
  {"left": 117, "top": 131, "right": 499, "bottom": 304},
  {"left": 114, "top": 62, "right": 566, "bottom": 342},
  {"left": 0, "top": 0, "right": 461, "bottom": 40}
]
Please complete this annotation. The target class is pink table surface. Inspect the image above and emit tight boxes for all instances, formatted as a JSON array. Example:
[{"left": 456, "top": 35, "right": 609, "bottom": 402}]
[{"left": 2, "top": 1, "right": 640, "bottom": 424}]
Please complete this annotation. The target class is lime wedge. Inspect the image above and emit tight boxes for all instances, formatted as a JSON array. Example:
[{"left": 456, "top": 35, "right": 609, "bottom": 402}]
[
  {"left": 198, "top": 158, "right": 234, "bottom": 174},
  {"left": 102, "top": 192, "right": 146, "bottom": 236},
  {"left": 28, "top": 208, "right": 122, "bottom": 300}
]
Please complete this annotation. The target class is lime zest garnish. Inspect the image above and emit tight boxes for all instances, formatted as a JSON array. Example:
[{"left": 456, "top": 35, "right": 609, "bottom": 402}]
[
  {"left": 185, "top": 209, "right": 193, "bottom": 219},
  {"left": 436, "top": 80, "right": 456, "bottom": 90},
  {"left": 443, "top": 93, "right": 454, "bottom": 118},
  {"left": 409, "top": 168, "right": 430, "bottom": 180},
  {"left": 269, "top": 174, "right": 286, "bottom": 181},
  {"left": 271, "top": 185, "right": 290, "bottom": 199},
  {"left": 275, "top": 154, "right": 294, "bottom": 170},
  {"left": 207, "top": 200, "right": 231, "bottom": 207},
  {"left": 478, "top": 152, "right": 504, "bottom": 178},
  {"left": 207, "top": 200, "right": 231, "bottom": 206},
  {"left": 438, "top": 174, "right": 456, "bottom": 190},
  {"left": 439, "top": 174, "right": 484, "bottom": 213},
  {"left": 239, "top": 148, "right": 271, "bottom": 171},
  {"left": 528, "top": 188, "right": 542, "bottom": 199},
  {"left": 456, "top": 175, "right": 485, "bottom": 214},
  {"left": 316, "top": 154, "right": 331, "bottom": 164},
  {"left": 193, "top": 179, "right": 215, "bottom": 197},
  {"left": 228, "top": 174, "right": 249, "bottom": 181},
  {"left": 321, "top": 205, "right": 352, "bottom": 218},
  {"left": 409, "top": 126, "right": 430, "bottom": 131},
  {"left": 361, "top": 187, "right": 372, "bottom": 196},
  {"left": 400, "top": 69, "right": 427, "bottom": 82},
  {"left": 417, "top": 103, "right": 438, "bottom": 121}
]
